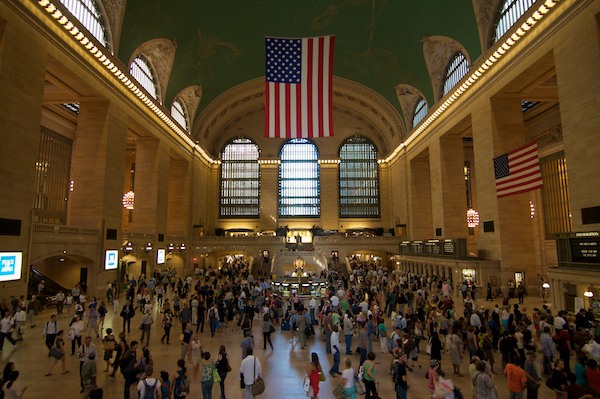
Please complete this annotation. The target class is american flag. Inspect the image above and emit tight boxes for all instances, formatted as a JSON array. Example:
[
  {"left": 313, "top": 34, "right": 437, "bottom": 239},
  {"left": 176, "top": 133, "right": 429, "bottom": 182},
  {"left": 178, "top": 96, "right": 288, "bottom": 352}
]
[
  {"left": 494, "top": 141, "right": 543, "bottom": 198},
  {"left": 265, "top": 36, "right": 335, "bottom": 138}
]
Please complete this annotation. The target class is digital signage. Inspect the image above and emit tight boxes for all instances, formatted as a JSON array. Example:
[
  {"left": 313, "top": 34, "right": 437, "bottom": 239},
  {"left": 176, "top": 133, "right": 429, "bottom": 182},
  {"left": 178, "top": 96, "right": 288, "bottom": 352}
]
[
  {"left": 0, "top": 252, "right": 22, "bottom": 282},
  {"left": 157, "top": 249, "right": 165, "bottom": 265},
  {"left": 104, "top": 250, "right": 118, "bottom": 270}
]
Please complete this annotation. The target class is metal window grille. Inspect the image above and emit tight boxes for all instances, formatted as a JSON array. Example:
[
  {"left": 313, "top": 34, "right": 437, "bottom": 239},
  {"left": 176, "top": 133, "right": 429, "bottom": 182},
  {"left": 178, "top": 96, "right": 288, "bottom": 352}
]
[
  {"left": 494, "top": 0, "right": 537, "bottom": 43},
  {"left": 61, "top": 103, "right": 80, "bottom": 114},
  {"left": 339, "top": 136, "right": 380, "bottom": 218},
  {"left": 540, "top": 152, "right": 572, "bottom": 239},
  {"left": 279, "top": 138, "right": 320, "bottom": 218},
  {"left": 220, "top": 138, "right": 260, "bottom": 218},
  {"left": 130, "top": 55, "right": 158, "bottom": 101},
  {"left": 33, "top": 128, "right": 73, "bottom": 225},
  {"left": 412, "top": 98, "right": 428, "bottom": 128},
  {"left": 171, "top": 100, "right": 188, "bottom": 131},
  {"left": 443, "top": 53, "right": 470, "bottom": 96},
  {"left": 521, "top": 101, "right": 540, "bottom": 112},
  {"left": 60, "top": 0, "right": 109, "bottom": 50}
]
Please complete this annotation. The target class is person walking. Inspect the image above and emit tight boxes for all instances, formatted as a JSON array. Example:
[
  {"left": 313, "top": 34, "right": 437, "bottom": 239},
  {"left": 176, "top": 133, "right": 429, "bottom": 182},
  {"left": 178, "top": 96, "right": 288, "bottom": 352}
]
[
  {"left": 297, "top": 308, "right": 308, "bottom": 349},
  {"left": 524, "top": 350, "right": 541, "bottom": 399},
  {"left": 306, "top": 352, "right": 323, "bottom": 399},
  {"left": 26, "top": 295, "right": 42, "bottom": 328},
  {"left": 504, "top": 355, "right": 527, "bottom": 399},
  {"left": 341, "top": 358, "right": 357, "bottom": 399},
  {"left": 140, "top": 311, "right": 154, "bottom": 348},
  {"left": 137, "top": 365, "right": 161, "bottom": 399},
  {"left": 0, "top": 312, "right": 16, "bottom": 351},
  {"left": 161, "top": 308, "right": 173, "bottom": 344},
  {"left": 329, "top": 325, "right": 342, "bottom": 377},
  {"left": 77, "top": 335, "right": 97, "bottom": 393},
  {"left": 362, "top": 352, "right": 379, "bottom": 399},
  {"left": 261, "top": 314, "right": 274, "bottom": 350},
  {"left": 120, "top": 300, "right": 135, "bottom": 333},
  {"left": 472, "top": 360, "right": 497, "bottom": 399},
  {"left": 46, "top": 330, "right": 69, "bottom": 375},
  {"left": 343, "top": 312, "right": 354, "bottom": 355},
  {"left": 188, "top": 334, "right": 203, "bottom": 381},
  {"left": 449, "top": 327, "right": 464, "bottom": 377},
  {"left": 240, "top": 347, "right": 262, "bottom": 399},
  {"left": 200, "top": 351, "right": 215, "bottom": 399},
  {"left": 215, "top": 345, "right": 230, "bottom": 399},
  {"left": 69, "top": 314, "right": 85, "bottom": 355},
  {"left": 392, "top": 352, "right": 408, "bottom": 399}
]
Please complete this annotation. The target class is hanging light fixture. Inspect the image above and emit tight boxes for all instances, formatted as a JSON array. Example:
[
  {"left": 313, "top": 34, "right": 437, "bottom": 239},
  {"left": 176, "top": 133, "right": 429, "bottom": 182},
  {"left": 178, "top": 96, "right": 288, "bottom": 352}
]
[
  {"left": 584, "top": 290, "right": 594, "bottom": 298},
  {"left": 122, "top": 190, "right": 135, "bottom": 210},
  {"left": 530, "top": 201, "right": 535, "bottom": 219},
  {"left": 467, "top": 208, "right": 480, "bottom": 228}
]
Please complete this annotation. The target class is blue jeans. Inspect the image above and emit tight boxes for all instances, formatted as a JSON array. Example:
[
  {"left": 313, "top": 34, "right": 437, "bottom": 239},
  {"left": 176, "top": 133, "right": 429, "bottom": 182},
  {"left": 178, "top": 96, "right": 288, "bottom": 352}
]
[
  {"left": 344, "top": 385, "right": 357, "bottom": 399},
  {"left": 201, "top": 381, "right": 213, "bottom": 399},
  {"left": 325, "top": 331, "right": 332, "bottom": 353},
  {"left": 396, "top": 385, "right": 407, "bottom": 399},
  {"left": 359, "top": 347, "right": 367, "bottom": 367},
  {"left": 509, "top": 391, "right": 524, "bottom": 399},
  {"left": 345, "top": 334, "right": 353, "bottom": 354},
  {"left": 245, "top": 385, "right": 254, "bottom": 399},
  {"left": 330, "top": 349, "right": 341, "bottom": 374},
  {"left": 210, "top": 318, "right": 218, "bottom": 336}
]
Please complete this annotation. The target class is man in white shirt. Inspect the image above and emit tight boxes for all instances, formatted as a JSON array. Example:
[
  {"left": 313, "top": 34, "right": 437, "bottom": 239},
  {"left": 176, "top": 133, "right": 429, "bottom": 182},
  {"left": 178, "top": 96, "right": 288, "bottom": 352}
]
[
  {"left": 43, "top": 314, "right": 59, "bottom": 352},
  {"left": 330, "top": 294, "right": 340, "bottom": 310},
  {"left": 309, "top": 297, "right": 316, "bottom": 325},
  {"left": 78, "top": 335, "right": 97, "bottom": 393},
  {"left": 137, "top": 366, "right": 162, "bottom": 398},
  {"left": 0, "top": 313, "right": 16, "bottom": 350},
  {"left": 554, "top": 311, "right": 567, "bottom": 331},
  {"left": 329, "top": 325, "right": 341, "bottom": 376},
  {"left": 240, "top": 348, "right": 262, "bottom": 399}
]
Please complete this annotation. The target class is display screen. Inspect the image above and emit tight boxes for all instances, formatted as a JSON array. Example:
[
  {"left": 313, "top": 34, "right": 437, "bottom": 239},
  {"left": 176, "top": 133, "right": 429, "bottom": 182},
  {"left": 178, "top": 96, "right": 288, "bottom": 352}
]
[
  {"left": 0, "top": 252, "right": 22, "bottom": 281},
  {"left": 157, "top": 249, "right": 166, "bottom": 265},
  {"left": 570, "top": 238, "right": 600, "bottom": 263},
  {"left": 104, "top": 250, "right": 118, "bottom": 270}
]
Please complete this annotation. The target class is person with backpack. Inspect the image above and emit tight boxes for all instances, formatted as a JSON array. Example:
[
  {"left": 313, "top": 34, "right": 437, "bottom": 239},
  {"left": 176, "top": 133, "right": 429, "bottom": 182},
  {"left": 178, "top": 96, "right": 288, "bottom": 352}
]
[
  {"left": 121, "top": 340, "right": 140, "bottom": 399},
  {"left": 392, "top": 352, "right": 408, "bottom": 399},
  {"left": 208, "top": 304, "right": 219, "bottom": 337},
  {"left": 137, "top": 365, "right": 162, "bottom": 399},
  {"left": 173, "top": 359, "right": 190, "bottom": 399},
  {"left": 159, "top": 370, "right": 171, "bottom": 399}
]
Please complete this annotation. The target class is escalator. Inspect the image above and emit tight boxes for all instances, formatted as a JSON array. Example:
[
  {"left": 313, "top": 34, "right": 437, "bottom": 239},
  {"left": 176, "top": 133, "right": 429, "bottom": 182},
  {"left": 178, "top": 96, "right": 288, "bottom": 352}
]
[{"left": 28, "top": 267, "right": 70, "bottom": 304}]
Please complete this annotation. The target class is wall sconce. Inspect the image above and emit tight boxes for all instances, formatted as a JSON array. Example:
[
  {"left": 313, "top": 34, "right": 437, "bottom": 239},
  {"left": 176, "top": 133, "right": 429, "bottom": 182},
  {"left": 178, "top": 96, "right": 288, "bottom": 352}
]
[
  {"left": 530, "top": 201, "right": 535, "bottom": 219},
  {"left": 179, "top": 243, "right": 186, "bottom": 251},
  {"left": 168, "top": 243, "right": 175, "bottom": 251},
  {"left": 123, "top": 242, "right": 134, "bottom": 252},
  {"left": 144, "top": 242, "right": 153, "bottom": 252},
  {"left": 542, "top": 282, "right": 550, "bottom": 289},
  {"left": 584, "top": 290, "right": 594, "bottom": 298}
]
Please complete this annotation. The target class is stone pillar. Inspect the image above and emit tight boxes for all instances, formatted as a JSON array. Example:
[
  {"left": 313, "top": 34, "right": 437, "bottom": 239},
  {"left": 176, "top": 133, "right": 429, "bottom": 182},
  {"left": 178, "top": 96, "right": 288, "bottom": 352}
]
[
  {"left": 130, "top": 138, "right": 169, "bottom": 236},
  {"left": 167, "top": 159, "right": 191, "bottom": 236},
  {"left": 320, "top": 162, "right": 339, "bottom": 230},
  {"left": 259, "top": 162, "right": 279, "bottom": 231},
  {"left": 0, "top": 14, "right": 46, "bottom": 296},
  {"left": 69, "top": 100, "right": 127, "bottom": 231},
  {"left": 472, "top": 96, "right": 538, "bottom": 291},
  {"left": 410, "top": 154, "right": 432, "bottom": 239},
  {"left": 429, "top": 136, "right": 468, "bottom": 239},
  {"left": 553, "top": 12, "right": 600, "bottom": 230}
]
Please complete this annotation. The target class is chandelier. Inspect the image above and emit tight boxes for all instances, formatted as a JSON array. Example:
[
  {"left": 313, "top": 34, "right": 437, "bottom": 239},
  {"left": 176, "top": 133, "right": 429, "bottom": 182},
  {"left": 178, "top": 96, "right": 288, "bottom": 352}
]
[
  {"left": 122, "top": 190, "right": 135, "bottom": 210},
  {"left": 466, "top": 208, "right": 480, "bottom": 228}
]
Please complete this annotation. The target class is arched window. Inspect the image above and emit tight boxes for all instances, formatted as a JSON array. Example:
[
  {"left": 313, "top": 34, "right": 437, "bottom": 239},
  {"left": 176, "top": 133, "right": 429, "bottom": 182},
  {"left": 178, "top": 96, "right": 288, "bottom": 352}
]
[
  {"left": 339, "top": 136, "right": 380, "bottom": 218},
  {"left": 129, "top": 55, "right": 159, "bottom": 101},
  {"left": 220, "top": 138, "right": 260, "bottom": 218},
  {"left": 279, "top": 138, "right": 320, "bottom": 217},
  {"left": 412, "top": 97, "right": 428, "bottom": 128},
  {"left": 60, "top": 0, "right": 110, "bottom": 50},
  {"left": 494, "top": 0, "right": 537, "bottom": 43},
  {"left": 171, "top": 100, "right": 188, "bottom": 131},
  {"left": 443, "top": 52, "right": 470, "bottom": 96}
]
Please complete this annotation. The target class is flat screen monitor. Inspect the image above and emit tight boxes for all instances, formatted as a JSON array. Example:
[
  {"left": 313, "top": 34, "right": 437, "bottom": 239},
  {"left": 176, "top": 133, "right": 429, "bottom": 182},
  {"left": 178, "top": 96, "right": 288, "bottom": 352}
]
[
  {"left": 0, "top": 252, "right": 22, "bottom": 281},
  {"left": 104, "top": 250, "right": 118, "bottom": 270},
  {"left": 157, "top": 249, "right": 165, "bottom": 265}
]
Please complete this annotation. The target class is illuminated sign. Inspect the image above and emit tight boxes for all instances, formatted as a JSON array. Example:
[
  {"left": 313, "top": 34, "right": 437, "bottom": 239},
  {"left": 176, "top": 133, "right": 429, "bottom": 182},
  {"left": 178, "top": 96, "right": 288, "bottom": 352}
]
[
  {"left": 104, "top": 250, "right": 118, "bottom": 270},
  {"left": 157, "top": 249, "right": 165, "bottom": 265},
  {"left": 0, "top": 252, "right": 22, "bottom": 282}
]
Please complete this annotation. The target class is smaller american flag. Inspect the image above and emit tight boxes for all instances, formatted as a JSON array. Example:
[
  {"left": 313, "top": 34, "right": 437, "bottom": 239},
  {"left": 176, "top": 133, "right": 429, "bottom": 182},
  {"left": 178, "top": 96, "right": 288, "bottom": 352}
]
[{"left": 494, "top": 141, "right": 543, "bottom": 198}]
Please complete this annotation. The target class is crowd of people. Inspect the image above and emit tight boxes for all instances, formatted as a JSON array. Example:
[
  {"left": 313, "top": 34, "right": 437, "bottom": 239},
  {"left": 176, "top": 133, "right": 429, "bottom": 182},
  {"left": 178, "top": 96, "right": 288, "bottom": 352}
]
[{"left": 0, "top": 256, "right": 599, "bottom": 399}]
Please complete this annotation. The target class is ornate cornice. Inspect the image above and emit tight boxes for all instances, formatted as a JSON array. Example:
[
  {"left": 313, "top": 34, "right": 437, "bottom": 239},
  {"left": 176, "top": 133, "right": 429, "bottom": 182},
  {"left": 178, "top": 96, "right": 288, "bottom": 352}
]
[
  {"left": 472, "top": 0, "right": 501, "bottom": 51},
  {"left": 175, "top": 85, "right": 202, "bottom": 131},
  {"left": 422, "top": 35, "right": 471, "bottom": 101},
  {"left": 99, "top": 0, "right": 127, "bottom": 54},
  {"left": 395, "top": 84, "right": 427, "bottom": 132},
  {"left": 133, "top": 38, "right": 177, "bottom": 105}
]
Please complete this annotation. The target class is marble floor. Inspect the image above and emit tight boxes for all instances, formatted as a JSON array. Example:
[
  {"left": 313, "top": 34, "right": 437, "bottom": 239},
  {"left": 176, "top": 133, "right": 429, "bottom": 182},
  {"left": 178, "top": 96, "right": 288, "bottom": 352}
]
[{"left": 0, "top": 292, "right": 559, "bottom": 398}]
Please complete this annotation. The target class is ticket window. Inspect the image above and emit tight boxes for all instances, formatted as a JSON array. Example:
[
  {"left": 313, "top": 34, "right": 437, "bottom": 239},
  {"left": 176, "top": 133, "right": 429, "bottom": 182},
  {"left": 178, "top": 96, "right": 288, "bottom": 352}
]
[
  {"left": 462, "top": 268, "right": 476, "bottom": 283},
  {"left": 514, "top": 272, "right": 525, "bottom": 287}
]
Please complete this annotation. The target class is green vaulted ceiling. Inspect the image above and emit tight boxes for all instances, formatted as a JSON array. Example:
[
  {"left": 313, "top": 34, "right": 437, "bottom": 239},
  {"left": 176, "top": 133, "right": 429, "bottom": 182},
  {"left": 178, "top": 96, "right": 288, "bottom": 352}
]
[{"left": 119, "top": 0, "right": 481, "bottom": 123}]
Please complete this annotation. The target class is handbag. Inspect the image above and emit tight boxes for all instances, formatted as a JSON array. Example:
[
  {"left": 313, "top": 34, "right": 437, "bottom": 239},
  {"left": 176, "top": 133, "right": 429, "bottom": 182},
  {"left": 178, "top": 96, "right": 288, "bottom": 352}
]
[
  {"left": 89, "top": 387, "right": 103, "bottom": 399},
  {"left": 425, "top": 339, "right": 432, "bottom": 355},
  {"left": 213, "top": 367, "right": 221, "bottom": 383},
  {"left": 49, "top": 347, "right": 64, "bottom": 359},
  {"left": 303, "top": 377, "right": 311, "bottom": 392},
  {"left": 251, "top": 357, "right": 265, "bottom": 395},
  {"left": 319, "top": 371, "right": 326, "bottom": 382},
  {"left": 333, "top": 383, "right": 345, "bottom": 399}
]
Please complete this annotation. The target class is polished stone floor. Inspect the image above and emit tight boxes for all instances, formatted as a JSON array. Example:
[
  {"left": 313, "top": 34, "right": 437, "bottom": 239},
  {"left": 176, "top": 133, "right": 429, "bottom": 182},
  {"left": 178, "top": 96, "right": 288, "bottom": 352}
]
[{"left": 0, "top": 292, "right": 558, "bottom": 398}]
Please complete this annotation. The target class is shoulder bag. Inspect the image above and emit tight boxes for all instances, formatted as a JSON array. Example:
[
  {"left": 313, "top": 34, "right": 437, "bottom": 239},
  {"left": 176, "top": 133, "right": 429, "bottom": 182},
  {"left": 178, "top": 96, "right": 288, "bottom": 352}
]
[{"left": 251, "top": 357, "right": 265, "bottom": 395}]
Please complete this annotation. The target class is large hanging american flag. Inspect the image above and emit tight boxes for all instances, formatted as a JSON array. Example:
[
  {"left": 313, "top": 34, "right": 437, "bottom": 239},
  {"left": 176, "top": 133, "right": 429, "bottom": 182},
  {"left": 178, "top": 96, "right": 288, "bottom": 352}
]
[
  {"left": 265, "top": 35, "right": 335, "bottom": 138},
  {"left": 494, "top": 141, "right": 543, "bottom": 198}
]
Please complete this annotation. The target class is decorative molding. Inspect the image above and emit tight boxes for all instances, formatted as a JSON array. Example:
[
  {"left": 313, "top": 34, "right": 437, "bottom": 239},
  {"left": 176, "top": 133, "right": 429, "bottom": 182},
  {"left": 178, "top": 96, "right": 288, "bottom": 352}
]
[
  {"left": 99, "top": 0, "right": 127, "bottom": 54},
  {"left": 536, "top": 124, "right": 563, "bottom": 148},
  {"left": 134, "top": 38, "right": 177, "bottom": 105},
  {"left": 472, "top": 0, "right": 501, "bottom": 51},
  {"left": 395, "top": 84, "right": 427, "bottom": 132},
  {"left": 422, "top": 35, "right": 471, "bottom": 102},
  {"left": 175, "top": 85, "right": 202, "bottom": 131}
]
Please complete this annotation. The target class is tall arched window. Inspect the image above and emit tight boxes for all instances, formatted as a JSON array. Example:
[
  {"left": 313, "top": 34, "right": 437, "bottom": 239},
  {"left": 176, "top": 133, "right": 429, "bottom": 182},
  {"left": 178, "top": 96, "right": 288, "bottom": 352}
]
[
  {"left": 171, "top": 100, "right": 188, "bottom": 131},
  {"left": 443, "top": 52, "right": 469, "bottom": 96},
  {"left": 279, "top": 138, "right": 320, "bottom": 217},
  {"left": 339, "top": 136, "right": 380, "bottom": 218},
  {"left": 494, "top": 0, "right": 537, "bottom": 43},
  {"left": 220, "top": 138, "right": 260, "bottom": 218},
  {"left": 412, "top": 97, "right": 428, "bottom": 128},
  {"left": 129, "top": 55, "right": 159, "bottom": 101},
  {"left": 60, "top": 0, "right": 110, "bottom": 50}
]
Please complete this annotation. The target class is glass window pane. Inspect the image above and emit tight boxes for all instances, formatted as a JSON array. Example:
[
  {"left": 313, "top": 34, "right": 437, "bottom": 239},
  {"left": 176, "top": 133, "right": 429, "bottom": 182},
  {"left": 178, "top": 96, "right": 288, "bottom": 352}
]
[
  {"left": 60, "top": 0, "right": 110, "bottom": 51},
  {"left": 130, "top": 55, "right": 159, "bottom": 101},
  {"left": 279, "top": 138, "right": 320, "bottom": 217},
  {"left": 443, "top": 53, "right": 470, "bottom": 96},
  {"left": 220, "top": 138, "right": 260, "bottom": 218},
  {"left": 494, "top": 0, "right": 537, "bottom": 43}
]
